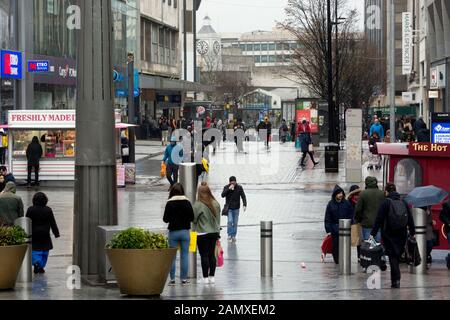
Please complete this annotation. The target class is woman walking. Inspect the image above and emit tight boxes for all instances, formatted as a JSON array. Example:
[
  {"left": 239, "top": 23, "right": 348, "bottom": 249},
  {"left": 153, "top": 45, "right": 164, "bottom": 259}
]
[
  {"left": 193, "top": 182, "right": 221, "bottom": 284},
  {"left": 297, "top": 119, "right": 319, "bottom": 168},
  {"left": 163, "top": 183, "right": 194, "bottom": 285},
  {"left": 26, "top": 192, "right": 60, "bottom": 274}
]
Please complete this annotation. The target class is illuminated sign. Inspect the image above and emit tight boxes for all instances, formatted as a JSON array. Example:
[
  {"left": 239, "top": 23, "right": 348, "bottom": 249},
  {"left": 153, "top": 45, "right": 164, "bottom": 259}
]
[
  {"left": 0, "top": 50, "right": 23, "bottom": 79},
  {"left": 28, "top": 60, "right": 50, "bottom": 73}
]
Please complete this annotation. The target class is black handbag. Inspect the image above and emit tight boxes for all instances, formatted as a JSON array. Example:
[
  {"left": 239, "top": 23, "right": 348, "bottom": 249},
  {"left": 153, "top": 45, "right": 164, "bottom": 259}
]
[
  {"left": 221, "top": 203, "right": 229, "bottom": 216},
  {"left": 406, "top": 237, "right": 422, "bottom": 267},
  {"left": 432, "top": 229, "right": 440, "bottom": 247}
]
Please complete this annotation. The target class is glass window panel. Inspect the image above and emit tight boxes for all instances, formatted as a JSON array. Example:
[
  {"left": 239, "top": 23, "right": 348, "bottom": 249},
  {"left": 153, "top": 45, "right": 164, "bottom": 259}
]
[
  {"left": 246, "top": 44, "right": 253, "bottom": 51},
  {"left": 261, "top": 55, "right": 268, "bottom": 62},
  {"left": 253, "top": 43, "right": 261, "bottom": 51},
  {"left": 261, "top": 43, "right": 268, "bottom": 51},
  {"left": 254, "top": 56, "right": 261, "bottom": 63},
  {"left": 269, "top": 43, "right": 276, "bottom": 51}
]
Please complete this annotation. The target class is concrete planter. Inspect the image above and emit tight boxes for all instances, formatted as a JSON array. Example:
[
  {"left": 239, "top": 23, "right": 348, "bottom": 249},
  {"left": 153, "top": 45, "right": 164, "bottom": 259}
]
[
  {"left": 106, "top": 248, "right": 177, "bottom": 296},
  {"left": 0, "top": 245, "right": 27, "bottom": 289}
]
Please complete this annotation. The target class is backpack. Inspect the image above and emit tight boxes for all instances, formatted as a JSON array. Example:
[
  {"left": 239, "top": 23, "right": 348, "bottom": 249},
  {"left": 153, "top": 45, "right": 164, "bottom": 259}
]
[{"left": 387, "top": 199, "right": 409, "bottom": 230}]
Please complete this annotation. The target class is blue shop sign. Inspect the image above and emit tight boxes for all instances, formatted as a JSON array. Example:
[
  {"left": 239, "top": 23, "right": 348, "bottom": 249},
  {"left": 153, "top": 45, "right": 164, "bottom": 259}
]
[
  {"left": 432, "top": 123, "right": 450, "bottom": 144},
  {"left": 0, "top": 50, "right": 23, "bottom": 79},
  {"left": 28, "top": 60, "right": 50, "bottom": 72},
  {"left": 114, "top": 69, "right": 139, "bottom": 97}
]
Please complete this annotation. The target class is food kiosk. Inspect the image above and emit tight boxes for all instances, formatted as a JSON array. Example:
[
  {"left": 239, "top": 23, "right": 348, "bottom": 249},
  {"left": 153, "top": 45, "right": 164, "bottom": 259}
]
[
  {"left": 377, "top": 142, "right": 450, "bottom": 250},
  {"left": 4, "top": 110, "right": 131, "bottom": 182}
]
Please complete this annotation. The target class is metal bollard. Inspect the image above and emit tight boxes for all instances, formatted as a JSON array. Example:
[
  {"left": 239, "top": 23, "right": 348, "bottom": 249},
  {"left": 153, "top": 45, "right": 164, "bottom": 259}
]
[
  {"left": 179, "top": 163, "right": 198, "bottom": 279},
  {"left": 261, "top": 221, "right": 273, "bottom": 277},
  {"left": 14, "top": 217, "right": 32, "bottom": 283},
  {"left": 339, "top": 219, "right": 352, "bottom": 275},
  {"left": 410, "top": 208, "right": 428, "bottom": 274}
]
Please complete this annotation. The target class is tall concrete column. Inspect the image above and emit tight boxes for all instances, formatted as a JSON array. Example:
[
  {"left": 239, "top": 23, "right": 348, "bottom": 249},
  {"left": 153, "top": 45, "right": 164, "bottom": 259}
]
[
  {"left": 16, "top": 0, "right": 34, "bottom": 110},
  {"left": 73, "top": 0, "right": 118, "bottom": 279}
]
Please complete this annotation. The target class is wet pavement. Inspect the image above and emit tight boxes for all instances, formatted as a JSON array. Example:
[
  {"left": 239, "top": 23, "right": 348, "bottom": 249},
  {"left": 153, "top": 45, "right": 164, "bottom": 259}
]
[{"left": 1, "top": 141, "right": 449, "bottom": 300}]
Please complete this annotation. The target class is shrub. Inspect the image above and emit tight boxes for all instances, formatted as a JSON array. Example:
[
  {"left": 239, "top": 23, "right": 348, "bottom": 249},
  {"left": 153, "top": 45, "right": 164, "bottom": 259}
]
[
  {"left": 0, "top": 226, "right": 28, "bottom": 247},
  {"left": 107, "top": 228, "right": 169, "bottom": 250}
]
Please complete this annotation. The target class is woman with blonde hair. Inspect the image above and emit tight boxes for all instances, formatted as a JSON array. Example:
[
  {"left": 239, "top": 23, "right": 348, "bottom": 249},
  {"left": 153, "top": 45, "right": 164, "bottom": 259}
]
[{"left": 193, "top": 182, "right": 221, "bottom": 284}]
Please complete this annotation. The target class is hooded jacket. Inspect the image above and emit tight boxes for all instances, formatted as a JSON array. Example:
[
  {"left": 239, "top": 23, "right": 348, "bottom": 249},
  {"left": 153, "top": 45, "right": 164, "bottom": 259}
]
[
  {"left": 0, "top": 182, "right": 24, "bottom": 226},
  {"left": 355, "top": 177, "right": 386, "bottom": 228},
  {"left": 324, "top": 185, "right": 354, "bottom": 236},
  {"left": 371, "top": 192, "right": 416, "bottom": 256},
  {"left": 369, "top": 123, "right": 385, "bottom": 140},
  {"left": 26, "top": 137, "right": 43, "bottom": 166}
]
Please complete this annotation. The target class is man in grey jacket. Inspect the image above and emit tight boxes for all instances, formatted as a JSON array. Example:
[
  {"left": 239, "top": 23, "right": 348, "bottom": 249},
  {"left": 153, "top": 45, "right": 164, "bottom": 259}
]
[
  {"left": 222, "top": 176, "right": 247, "bottom": 243},
  {"left": 0, "top": 182, "right": 24, "bottom": 226}
]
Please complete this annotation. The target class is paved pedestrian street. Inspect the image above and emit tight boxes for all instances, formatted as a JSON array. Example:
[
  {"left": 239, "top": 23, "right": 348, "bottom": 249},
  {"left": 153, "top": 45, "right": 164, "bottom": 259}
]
[{"left": 1, "top": 141, "right": 449, "bottom": 301}]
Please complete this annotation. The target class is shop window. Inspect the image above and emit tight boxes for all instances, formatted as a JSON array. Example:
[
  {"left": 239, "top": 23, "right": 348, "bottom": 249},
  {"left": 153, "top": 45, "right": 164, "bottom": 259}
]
[
  {"left": 394, "top": 158, "right": 423, "bottom": 195},
  {"left": 12, "top": 130, "right": 76, "bottom": 159}
]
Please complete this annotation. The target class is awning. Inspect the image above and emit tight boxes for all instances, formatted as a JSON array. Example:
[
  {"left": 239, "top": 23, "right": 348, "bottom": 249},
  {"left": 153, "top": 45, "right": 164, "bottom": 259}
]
[
  {"left": 139, "top": 74, "right": 214, "bottom": 93},
  {"left": 116, "top": 123, "right": 139, "bottom": 129}
]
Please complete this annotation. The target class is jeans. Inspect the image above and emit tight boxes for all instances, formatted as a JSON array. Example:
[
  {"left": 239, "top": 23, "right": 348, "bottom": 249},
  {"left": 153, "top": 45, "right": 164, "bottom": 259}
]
[
  {"left": 32, "top": 251, "right": 49, "bottom": 269},
  {"left": 227, "top": 209, "right": 240, "bottom": 238},
  {"left": 27, "top": 164, "right": 39, "bottom": 185},
  {"left": 197, "top": 233, "right": 219, "bottom": 278},
  {"left": 168, "top": 230, "right": 190, "bottom": 281},
  {"left": 166, "top": 163, "right": 179, "bottom": 186},
  {"left": 362, "top": 227, "right": 381, "bottom": 243},
  {"left": 162, "top": 130, "right": 169, "bottom": 145}
]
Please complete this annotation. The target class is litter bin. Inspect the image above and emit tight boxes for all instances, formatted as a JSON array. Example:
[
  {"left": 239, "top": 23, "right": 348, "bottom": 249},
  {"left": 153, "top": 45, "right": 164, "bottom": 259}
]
[{"left": 325, "top": 143, "right": 339, "bottom": 173}]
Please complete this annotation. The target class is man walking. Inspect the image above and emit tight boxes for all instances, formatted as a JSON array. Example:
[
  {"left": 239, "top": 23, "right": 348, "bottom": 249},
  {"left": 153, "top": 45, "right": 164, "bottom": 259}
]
[
  {"left": 355, "top": 177, "right": 385, "bottom": 242},
  {"left": 162, "top": 137, "right": 183, "bottom": 190},
  {"left": 222, "top": 176, "right": 247, "bottom": 243},
  {"left": 26, "top": 136, "right": 43, "bottom": 187},
  {"left": 370, "top": 183, "right": 415, "bottom": 288},
  {"left": 257, "top": 117, "right": 272, "bottom": 149},
  {"left": 0, "top": 182, "right": 24, "bottom": 226}
]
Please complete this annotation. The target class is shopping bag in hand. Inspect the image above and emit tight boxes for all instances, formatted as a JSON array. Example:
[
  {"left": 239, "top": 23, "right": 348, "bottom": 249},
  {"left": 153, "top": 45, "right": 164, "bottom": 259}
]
[
  {"left": 189, "top": 231, "right": 197, "bottom": 253},
  {"left": 321, "top": 235, "right": 333, "bottom": 262},
  {"left": 215, "top": 240, "right": 224, "bottom": 267},
  {"left": 160, "top": 163, "right": 167, "bottom": 178}
]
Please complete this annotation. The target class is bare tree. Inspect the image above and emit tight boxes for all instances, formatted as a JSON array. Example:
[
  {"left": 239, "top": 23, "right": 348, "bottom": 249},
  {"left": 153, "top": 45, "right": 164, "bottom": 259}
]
[{"left": 279, "top": 0, "right": 385, "bottom": 108}]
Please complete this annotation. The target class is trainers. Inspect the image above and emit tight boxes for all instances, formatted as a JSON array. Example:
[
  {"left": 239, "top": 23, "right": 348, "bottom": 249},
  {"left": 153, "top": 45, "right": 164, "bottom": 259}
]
[
  {"left": 232, "top": 237, "right": 237, "bottom": 243},
  {"left": 209, "top": 277, "right": 215, "bottom": 284},
  {"left": 202, "top": 278, "right": 210, "bottom": 284},
  {"left": 227, "top": 237, "right": 233, "bottom": 242},
  {"left": 314, "top": 161, "right": 320, "bottom": 167},
  {"left": 33, "top": 263, "right": 40, "bottom": 274},
  {"left": 391, "top": 281, "right": 400, "bottom": 289},
  {"left": 182, "top": 280, "right": 190, "bottom": 286},
  {"left": 168, "top": 280, "right": 176, "bottom": 286}
]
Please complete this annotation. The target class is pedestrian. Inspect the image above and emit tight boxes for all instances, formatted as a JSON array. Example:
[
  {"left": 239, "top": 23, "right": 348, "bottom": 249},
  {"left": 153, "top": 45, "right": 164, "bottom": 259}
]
[
  {"left": 370, "top": 183, "right": 415, "bottom": 288},
  {"left": 369, "top": 118, "right": 384, "bottom": 141},
  {"left": 383, "top": 130, "right": 391, "bottom": 143},
  {"left": 222, "top": 176, "right": 247, "bottom": 243},
  {"left": 257, "top": 117, "right": 272, "bottom": 149},
  {"left": 26, "top": 136, "right": 43, "bottom": 187},
  {"left": 163, "top": 183, "right": 194, "bottom": 286},
  {"left": 0, "top": 166, "right": 15, "bottom": 183},
  {"left": 348, "top": 185, "right": 362, "bottom": 260},
  {"left": 422, "top": 206, "right": 434, "bottom": 265},
  {"left": 162, "top": 136, "right": 183, "bottom": 190},
  {"left": 120, "top": 130, "right": 129, "bottom": 163},
  {"left": 0, "top": 175, "right": 6, "bottom": 193},
  {"left": 193, "top": 182, "right": 221, "bottom": 285},
  {"left": 354, "top": 177, "right": 385, "bottom": 243},
  {"left": 368, "top": 132, "right": 382, "bottom": 170},
  {"left": 0, "top": 182, "right": 24, "bottom": 226},
  {"left": 439, "top": 200, "right": 450, "bottom": 269},
  {"left": 234, "top": 119, "right": 245, "bottom": 152},
  {"left": 297, "top": 119, "right": 319, "bottom": 168},
  {"left": 402, "top": 118, "right": 414, "bottom": 142},
  {"left": 279, "top": 119, "right": 288, "bottom": 144},
  {"left": 0, "top": 129, "right": 7, "bottom": 165},
  {"left": 26, "top": 192, "right": 60, "bottom": 274},
  {"left": 324, "top": 185, "right": 354, "bottom": 264},
  {"left": 160, "top": 117, "right": 169, "bottom": 146}
]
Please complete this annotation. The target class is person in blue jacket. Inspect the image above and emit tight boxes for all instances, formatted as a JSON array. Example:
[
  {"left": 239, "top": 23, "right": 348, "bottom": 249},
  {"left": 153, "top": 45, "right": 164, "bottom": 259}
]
[
  {"left": 369, "top": 118, "right": 385, "bottom": 141},
  {"left": 324, "top": 185, "right": 354, "bottom": 264},
  {"left": 162, "top": 136, "right": 183, "bottom": 190}
]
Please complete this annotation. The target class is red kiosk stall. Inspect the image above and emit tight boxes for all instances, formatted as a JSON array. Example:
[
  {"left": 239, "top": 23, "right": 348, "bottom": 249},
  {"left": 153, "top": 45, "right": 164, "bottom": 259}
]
[{"left": 377, "top": 142, "right": 450, "bottom": 250}]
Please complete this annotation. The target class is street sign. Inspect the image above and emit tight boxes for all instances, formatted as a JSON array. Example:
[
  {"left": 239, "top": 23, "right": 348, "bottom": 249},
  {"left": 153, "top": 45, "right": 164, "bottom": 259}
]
[
  {"left": 28, "top": 60, "right": 50, "bottom": 73},
  {"left": 402, "top": 92, "right": 414, "bottom": 102},
  {"left": 0, "top": 50, "right": 23, "bottom": 79},
  {"left": 429, "top": 91, "right": 439, "bottom": 99},
  {"left": 402, "top": 12, "right": 413, "bottom": 75}
]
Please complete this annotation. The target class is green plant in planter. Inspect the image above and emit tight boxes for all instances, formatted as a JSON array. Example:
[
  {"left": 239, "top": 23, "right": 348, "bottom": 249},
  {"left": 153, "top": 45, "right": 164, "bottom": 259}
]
[
  {"left": 0, "top": 226, "right": 27, "bottom": 247},
  {"left": 107, "top": 228, "right": 169, "bottom": 250}
]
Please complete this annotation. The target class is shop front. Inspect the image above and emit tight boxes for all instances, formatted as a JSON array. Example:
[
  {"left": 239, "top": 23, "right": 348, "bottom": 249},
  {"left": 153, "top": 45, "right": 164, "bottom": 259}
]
[{"left": 4, "top": 110, "right": 128, "bottom": 182}]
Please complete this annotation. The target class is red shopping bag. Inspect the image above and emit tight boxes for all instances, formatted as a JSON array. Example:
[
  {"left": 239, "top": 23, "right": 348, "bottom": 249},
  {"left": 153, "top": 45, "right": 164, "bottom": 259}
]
[
  {"left": 215, "top": 240, "right": 224, "bottom": 268},
  {"left": 321, "top": 235, "right": 333, "bottom": 262}
]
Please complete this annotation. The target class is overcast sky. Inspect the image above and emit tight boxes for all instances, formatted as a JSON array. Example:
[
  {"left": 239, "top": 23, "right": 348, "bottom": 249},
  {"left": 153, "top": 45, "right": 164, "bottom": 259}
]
[{"left": 197, "top": 0, "right": 365, "bottom": 34}]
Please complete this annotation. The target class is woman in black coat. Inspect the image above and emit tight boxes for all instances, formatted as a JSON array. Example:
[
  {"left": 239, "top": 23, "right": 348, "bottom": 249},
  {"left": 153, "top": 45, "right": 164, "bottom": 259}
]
[{"left": 26, "top": 192, "right": 60, "bottom": 274}]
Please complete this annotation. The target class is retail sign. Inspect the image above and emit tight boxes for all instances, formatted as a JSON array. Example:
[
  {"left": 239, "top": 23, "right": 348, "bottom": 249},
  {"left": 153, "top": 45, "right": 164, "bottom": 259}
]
[
  {"left": 430, "top": 67, "right": 438, "bottom": 89},
  {"left": 402, "top": 12, "right": 413, "bottom": 75},
  {"left": 402, "top": 92, "right": 414, "bottom": 102},
  {"left": 409, "top": 142, "right": 450, "bottom": 157},
  {"left": 0, "top": 50, "right": 23, "bottom": 79},
  {"left": 432, "top": 123, "right": 450, "bottom": 144},
  {"left": 8, "top": 110, "right": 76, "bottom": 129},
  {"left": 28, "top": 60, "right": 50, "bottom": 73},
  {"left": 429, "top": 90, "right": 439, "bottom": 99}
]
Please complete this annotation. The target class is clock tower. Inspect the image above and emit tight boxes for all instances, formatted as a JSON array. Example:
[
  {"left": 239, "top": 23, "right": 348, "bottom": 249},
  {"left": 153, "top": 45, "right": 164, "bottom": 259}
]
[{"left": 197, "top": 16, "right": 222, "bottom": 72}]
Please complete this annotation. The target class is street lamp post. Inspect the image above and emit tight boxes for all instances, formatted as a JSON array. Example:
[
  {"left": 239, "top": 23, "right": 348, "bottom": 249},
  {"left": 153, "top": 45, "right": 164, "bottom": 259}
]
[
  {"left": 127, "top": 52, "right": 136, "bottom": 163},
  {"left": 73, "top": 0, "right": 118, "bottom": 280},
  {"left": 327, "top": 0, "right": 335, "bottom": 144}
]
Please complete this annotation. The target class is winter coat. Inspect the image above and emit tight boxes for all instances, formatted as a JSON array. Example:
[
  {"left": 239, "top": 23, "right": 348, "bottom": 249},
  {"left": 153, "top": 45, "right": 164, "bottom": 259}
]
[
  {"left": 369, "top": 123, "right": 384, "bottom": 140},
  {"left": 417, "top": 129, "right": 430, "bottom": 142},
  {"left": 221, "top": 184, "right": 247, "bottom": 210},
  {"left": 163, "top": 196, "right": 194, "bottom": 232},
  {"left": 163, "top": 143, "right": 183, "bottom": 166},
  {"left": 297, "top": 123, "right": 312, "bottom": 152},
  {"left": 440, "top": 200, "right": 450, "bottom": 235},
  {"left": 0, "top": 183, "right": 24, "bottom": 226},
  {"left": 279, "top": 123, "right": 288, "bottom": 137},
  {"left": 4, "top": 173, "right": 15, "bottom": 184},
  {"left": 355, "top": 177, "right": 386, "bottom": 228},
  {"left": 413, "top": 119, "right": 427, "bottom": 136},
  {"left": 192, "top": 200, "right": 221, "bottom": 234},
  {"left": 324, "top": 185, "right": 354, "bottom": 236},
  {"left": 258, "top": 122, "right": 272, "bottom": 136},
  {"left": 26, "top": 137, "right": 43, "bottom": 166},
  {"left": 26, "top": 205, "right": 60, "bottom": 251},
  {"left": 371, "top": 192, "right": 416, "bottom": 257}
]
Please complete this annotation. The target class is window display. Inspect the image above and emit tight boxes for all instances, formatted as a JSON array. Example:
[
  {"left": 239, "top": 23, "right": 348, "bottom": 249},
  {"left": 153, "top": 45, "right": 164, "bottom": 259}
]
[{"left": 12, "top": 130, "right": 75, "bottom": 158}]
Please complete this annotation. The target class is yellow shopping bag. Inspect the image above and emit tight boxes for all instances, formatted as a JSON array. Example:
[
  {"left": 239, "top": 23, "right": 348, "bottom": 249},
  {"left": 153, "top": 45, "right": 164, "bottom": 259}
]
[{"left": 189, "top": 231, "right": 197, "bottom": 253}]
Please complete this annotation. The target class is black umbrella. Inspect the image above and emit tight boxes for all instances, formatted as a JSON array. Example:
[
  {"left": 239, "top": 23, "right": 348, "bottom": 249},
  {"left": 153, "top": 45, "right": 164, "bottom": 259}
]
[{"left": 404, "top": 186, "right": 448, "bottom": 208}]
